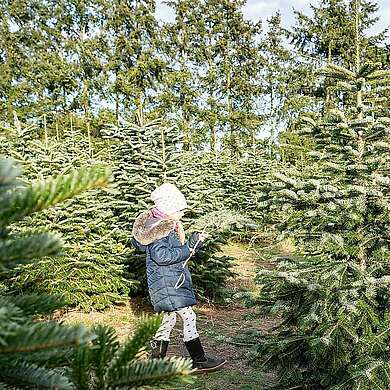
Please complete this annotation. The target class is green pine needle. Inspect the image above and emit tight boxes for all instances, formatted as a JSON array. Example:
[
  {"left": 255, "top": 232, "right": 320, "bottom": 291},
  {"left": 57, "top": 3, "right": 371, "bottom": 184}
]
[
  {"left": 0, "top": 322, "right": 93, "bottom": 354},
  {"left": 0, "top": 232, "right": 61, "bottom": 263},
  {"left": 0, "top": 165, "right": 111, "bottom": 226},
  {"left": 0, "top": 294, "right": 66, "bottom": 316},
  {"left": 108, "top": 315, "right": 162, "bottom": 374},
  {"left": 109, "top": 357, "right": 194, "bottom": 388},
  {"left": 0, "top": 361, "right": 73, "bottom": 390}
]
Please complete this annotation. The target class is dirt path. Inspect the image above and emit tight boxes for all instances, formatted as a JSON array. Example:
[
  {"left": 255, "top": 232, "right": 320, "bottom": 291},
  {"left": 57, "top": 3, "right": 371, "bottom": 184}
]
[{"left": 62, "top": 242, "right": 277, "bottom": 389}]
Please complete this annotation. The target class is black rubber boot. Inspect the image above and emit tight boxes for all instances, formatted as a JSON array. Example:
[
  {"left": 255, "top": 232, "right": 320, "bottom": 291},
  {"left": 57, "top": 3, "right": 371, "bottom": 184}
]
[
  {"left": 184, "top": 337, "right": 226, "bottom": 372},
  {"left": 150, "top": 339, "right": 169, "bottom": 359}
]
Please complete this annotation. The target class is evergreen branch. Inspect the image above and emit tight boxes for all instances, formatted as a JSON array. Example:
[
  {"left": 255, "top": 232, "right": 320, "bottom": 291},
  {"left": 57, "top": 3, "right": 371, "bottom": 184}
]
[
  {"left": 0, "top": 322, "right": 93, "bottom": 354},
  {"left": 320, "top": 64, "right": 356, "bottom": 80},
  {"left": 88, "top": 325, "right": 119, "bottom": 388},
  {"left": 108, "top": 316, "right": 162, "bottom": 375},
  {"left": 0, "top": 232, "right": 61, "bottom": 263},
  {"left": 109, "top": 357, "right": 194, "bottom": 388},
  {"left": 0, "top": 382, "right": 14, "bottom": 389},
  {"left": 0, "top": 165, "right": 110, "bottom": 226},
  {"left": 0, "top": 294, "right": 66, "bottom": 316},
  {"left": 190, "top": 209, "right": 253, "bottom": 234},
  {"left": 366, "top": 69, "right": 390, "bottom": 81},
  {"left": 70, "top": 342, "right": 92, "bottom": 390},
  {"left": 0, "top": 361, "right": 73, "bottom": 389},
  {"left": 20, "top": 346, "right": 73, "bottom": 367}
]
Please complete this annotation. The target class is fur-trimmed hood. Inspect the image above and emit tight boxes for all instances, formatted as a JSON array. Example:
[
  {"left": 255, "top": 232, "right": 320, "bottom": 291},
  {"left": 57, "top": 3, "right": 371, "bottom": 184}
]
[{"left": 132, "top": 210, "right": 176, "bottom": 246}]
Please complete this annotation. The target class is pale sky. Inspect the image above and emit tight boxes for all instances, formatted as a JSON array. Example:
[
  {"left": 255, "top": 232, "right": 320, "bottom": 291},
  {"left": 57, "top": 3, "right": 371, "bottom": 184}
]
[{"left": 156, "top": 0, "right": 390, "bottom": 42}]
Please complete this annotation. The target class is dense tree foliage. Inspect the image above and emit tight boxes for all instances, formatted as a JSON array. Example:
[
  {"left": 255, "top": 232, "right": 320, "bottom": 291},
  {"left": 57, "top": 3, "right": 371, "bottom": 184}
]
[
  {"left": 250, "top": 1, "right": 390, "bottom": 388},
  {"left": 0, "top": 158, "right": 192, "bottom": 388},
  {"left": 0, "top": 0, "right": 389, "bottom": 386},
  {"left": 0, "top": 159, "right": 109, "bottom": 387},
  {"left": 6, "top": 0, "right": 387, "bottom": 148}
]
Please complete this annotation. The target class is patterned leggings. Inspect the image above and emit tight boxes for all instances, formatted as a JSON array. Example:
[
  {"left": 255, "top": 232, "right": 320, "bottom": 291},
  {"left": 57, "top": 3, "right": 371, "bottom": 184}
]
[{"left": 154, "top": 306, "right": 199, "bottom": 342}]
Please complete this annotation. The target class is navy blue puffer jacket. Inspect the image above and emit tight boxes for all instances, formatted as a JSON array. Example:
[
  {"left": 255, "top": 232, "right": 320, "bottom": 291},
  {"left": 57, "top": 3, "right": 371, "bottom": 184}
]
[{"left": 132, "top": 211, "right": 197, "bottom": 313}]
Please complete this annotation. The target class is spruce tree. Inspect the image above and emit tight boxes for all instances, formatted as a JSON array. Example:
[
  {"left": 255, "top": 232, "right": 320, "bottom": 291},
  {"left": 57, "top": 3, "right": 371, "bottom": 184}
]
[
  {"left": 289, "top": 0, "right": 388, "bottom": 112},
  {"left": 0, "top": 0, "right": 83, "bottom": 120},
  {"left": 1, "top": 120, "right": 132, "bottom": 310},
  {"left": 178, "top": 152, "right": 240, "bottom": 299},
  {"left": 290, "top": 0, "right": 387, "bottom": 67},
  {"left": 61, "top": 0, "right": 107, "bottom": 117},
  {"left": 105, "top": 116, "right": 239, "bottom": 299},
  {"left": 105, "top": 0, "right": 165, "bottom": 118},
  {"left": 0, "top": 158, "right": 109, "bottom": 387},
  {"left": 185, "top": 0, "right": 262, "bottom": 152},
  {"left": 216, "top": 0, "right": 263, "bottom": 153},
  {"left": 104, "top": 114, "right": 184, "bottom": 292},
  {"left": 259, "top": 13, "right": 315, "bottom": 141},
  {"left": 252, "top": 1, "right": 390, "bottom": 388},
  {"left": 227, "top": 148, "right": 277, "bottom": 221},
  {"left": 159, "top": 0, "right": 201, "bottom": 150}
]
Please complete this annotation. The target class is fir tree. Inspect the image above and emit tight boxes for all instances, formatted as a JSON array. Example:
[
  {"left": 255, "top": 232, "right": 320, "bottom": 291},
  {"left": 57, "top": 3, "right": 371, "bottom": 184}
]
[
  {"left": 159, "top": 0, "right": 201, "bottom": 150},
  {"left": 105, "top": 0, "right": 165, "bottom": 119},
  {"left": 61, "top": 0, "right": 108, "bottom": 117},
  {"left": 289, "top": 0, "right": 388, "bottom": 112},
  {"left": 104, "top": 113, "right": 184, "bottom": 292},
  {"left": 259, "top": 13, "right": 316, "bottom": 141},
  {"left": 253, "top": 1, "right": 390, "bottom": 388},
  {"left": 0, "top": 158, "right": 109, "bottom": 387},
  {"left": 1, "top": 120, "right": 132, "bottom": 310},
  {"left": 105, "top": 116, "right": 239, "bottom": 299},
  {"left": 226, "top": 147, "right": 277, "bottom": 221},
  {"left": 186, "top": 0, "right": 263, "bottom": 152}
]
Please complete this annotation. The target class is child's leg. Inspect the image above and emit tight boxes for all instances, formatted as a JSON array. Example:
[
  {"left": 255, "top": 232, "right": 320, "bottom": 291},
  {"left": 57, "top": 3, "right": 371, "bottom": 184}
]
[
  {"left": 179, "top": 307, "right": 226, "bottom": 371},
  {"left": 153, "top": 311, "right": 177, "bottom": 341},
  {"left": 177, "top": 306, "right": 199, "bottom": 342}
]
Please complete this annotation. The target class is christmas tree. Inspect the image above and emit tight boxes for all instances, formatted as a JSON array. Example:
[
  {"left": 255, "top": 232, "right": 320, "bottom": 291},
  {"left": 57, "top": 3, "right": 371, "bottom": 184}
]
[
  {"left": 105, "top": 115, "right": 240, "bottom": 299},
  {"left": 253, "top": 0, "right": 390, "bottom": 388},
  {"left": 1, "top": 119, "right": 132, "bottom": 310},
  {"left": 0, "top": 159, "right": 109, "bottom": 387}
]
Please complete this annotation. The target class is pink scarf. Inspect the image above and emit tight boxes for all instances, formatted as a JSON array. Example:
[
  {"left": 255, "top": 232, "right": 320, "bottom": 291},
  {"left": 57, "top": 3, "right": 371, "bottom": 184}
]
[{"left": 152, "top": 207, "right": 185, "bottom": 243}]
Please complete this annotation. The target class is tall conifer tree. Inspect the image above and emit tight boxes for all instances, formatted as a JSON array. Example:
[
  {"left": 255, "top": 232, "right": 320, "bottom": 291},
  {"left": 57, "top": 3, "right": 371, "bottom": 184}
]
[
  {"left": 159, "top": 0, "right": 201, "bottom": 150},
  {"left": 289, "top": 0, "right": 388, "bottom": 112},
  {"left": 253, "top": 1, "right": 390, "bottom": 388},
  {"left": 106, "top": 0, "right": 165, "bottom": 119}
]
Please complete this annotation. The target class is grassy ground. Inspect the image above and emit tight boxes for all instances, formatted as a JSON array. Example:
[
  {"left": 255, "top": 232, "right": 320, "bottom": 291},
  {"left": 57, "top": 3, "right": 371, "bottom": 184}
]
[{"left": 60, "top": 241, "right": 281, "bottom": 389}]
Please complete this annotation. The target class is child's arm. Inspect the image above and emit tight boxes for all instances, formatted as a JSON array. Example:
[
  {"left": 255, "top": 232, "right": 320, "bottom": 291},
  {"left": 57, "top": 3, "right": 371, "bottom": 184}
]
[{"left": 149, "top": 239, "right": 191, "bottom": 266}]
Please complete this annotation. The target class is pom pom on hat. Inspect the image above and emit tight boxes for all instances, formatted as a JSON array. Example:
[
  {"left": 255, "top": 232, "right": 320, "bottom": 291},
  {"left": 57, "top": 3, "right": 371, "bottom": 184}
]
[{"left": 151, "top": 183, "right": 188, "bottom": 215}]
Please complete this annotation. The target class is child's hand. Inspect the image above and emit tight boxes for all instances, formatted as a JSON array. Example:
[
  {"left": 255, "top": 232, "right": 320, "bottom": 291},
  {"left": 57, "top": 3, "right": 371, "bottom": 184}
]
[
  {"left": 188, "top": 232, "right": 208, "bottom": 252},
  {"left": 199, "top": 233, "right": 210, "bottom": 241}
]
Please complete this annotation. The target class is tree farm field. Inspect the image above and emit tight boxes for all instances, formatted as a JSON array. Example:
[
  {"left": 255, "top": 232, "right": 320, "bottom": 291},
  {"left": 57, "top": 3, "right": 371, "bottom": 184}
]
[{"left": 2, "top": 0, "right": 390, "bottom": 388}]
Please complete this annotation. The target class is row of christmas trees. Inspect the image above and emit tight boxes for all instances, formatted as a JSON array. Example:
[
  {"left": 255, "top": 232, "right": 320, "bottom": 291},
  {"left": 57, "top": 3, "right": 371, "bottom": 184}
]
[
  {"left": 1, "top": 0, "right": 389, "bottom": 387},
  {"left": 0, "top": 109, "right": 270, "bottom": 310},
  {"left": 245, "top": 0, "right": 390, "bottom": 388}
]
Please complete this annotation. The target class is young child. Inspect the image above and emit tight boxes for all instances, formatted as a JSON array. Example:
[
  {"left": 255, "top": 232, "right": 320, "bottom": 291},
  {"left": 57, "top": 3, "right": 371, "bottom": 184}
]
[{"left": 132, "top": 183, "right": 226, "bottom": 372}]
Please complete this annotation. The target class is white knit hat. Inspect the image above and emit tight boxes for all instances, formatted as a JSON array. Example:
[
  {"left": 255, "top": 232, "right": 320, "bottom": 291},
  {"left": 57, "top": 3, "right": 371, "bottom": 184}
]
[{"left": 150, "top": 183, "right": 188, "bottom": 215}]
